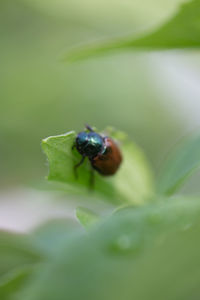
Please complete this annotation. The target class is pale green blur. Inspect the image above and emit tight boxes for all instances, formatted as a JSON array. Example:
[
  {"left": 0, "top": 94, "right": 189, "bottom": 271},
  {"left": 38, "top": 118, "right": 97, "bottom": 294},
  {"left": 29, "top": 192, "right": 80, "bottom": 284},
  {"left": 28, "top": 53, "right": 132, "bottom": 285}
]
[{"left": 0, "top": 0, "right": 191, "bottom": 187}]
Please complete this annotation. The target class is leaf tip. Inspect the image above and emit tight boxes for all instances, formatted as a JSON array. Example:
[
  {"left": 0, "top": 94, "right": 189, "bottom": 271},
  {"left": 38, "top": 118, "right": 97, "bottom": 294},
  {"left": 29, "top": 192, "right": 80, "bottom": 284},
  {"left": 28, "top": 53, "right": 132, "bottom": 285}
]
[{"left": 76, "top": 207, "right": 99, "bottom": 230}]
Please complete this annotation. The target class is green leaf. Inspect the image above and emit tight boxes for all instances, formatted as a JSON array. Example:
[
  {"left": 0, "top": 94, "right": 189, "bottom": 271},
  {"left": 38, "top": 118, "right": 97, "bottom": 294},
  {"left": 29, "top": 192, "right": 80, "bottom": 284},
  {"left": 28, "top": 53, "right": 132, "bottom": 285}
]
[
  {"left": 42, "top": 129, "right": 154, "bottom": 205},
  {"left": 31, "top": 218, "right": 80, "bottom": 256},
  {"left": 17, "top": 196, "right": 200, "bottom": 300},
  {"left": 65, "top": 0, "right": 200, "bottom": 61},
  {"left": 0, "top": 220, "right": 81, "bottom": 299},
  {"left": 157, "top": 134, "right": 200, "bottom": 195},
  {"left": 0, "top": 231, "right": 42, "bottom": 278},
  {"left": 0, "top": 231, "right": 43, "bottom": 300},
  {"left": 0, "top": 266, "right": 33, "bottom": 300},
  {"left": 76, "top": 207, "right": 99, "bottom": 229}
]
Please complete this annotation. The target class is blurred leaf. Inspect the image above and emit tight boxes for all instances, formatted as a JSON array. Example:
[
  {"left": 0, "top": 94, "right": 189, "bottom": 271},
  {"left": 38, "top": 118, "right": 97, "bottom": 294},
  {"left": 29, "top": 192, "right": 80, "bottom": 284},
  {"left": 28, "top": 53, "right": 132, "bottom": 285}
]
[
  {"left": 42, "top": 129, "right": 154, "bottom": 205},
  {"left": 157, "top": 134, "right": 200, "bottom": 195},
  {"left": 0, "top": 266, "right": 33, "bottom": 300},
  {"left": 18, "top": 196, "right": 200, "bottom": 300},
  {"left": 66, "top": 0, "right": 200, "bottom": 61},
  {"left": 0, "top": 220, "right": 81, "bottom": 299},
  {"left": 76, "top": 207, "right": 99, "bottom": 229},
  {"left": 31, "top": 218, "right": 80, "bottom": 256},
  {"left": 0, "top": 231, "right": 42, "bottom": 278},
  {"left": 0, "top": 231, "right": 43, "bottom": 300}
]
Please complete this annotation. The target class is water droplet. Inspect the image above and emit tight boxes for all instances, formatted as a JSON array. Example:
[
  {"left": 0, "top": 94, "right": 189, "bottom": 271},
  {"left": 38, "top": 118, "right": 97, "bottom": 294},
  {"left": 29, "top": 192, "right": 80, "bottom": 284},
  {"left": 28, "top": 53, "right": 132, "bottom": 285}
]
[{"left": 108, "top": 234, "right": 142, "bottom": 255}]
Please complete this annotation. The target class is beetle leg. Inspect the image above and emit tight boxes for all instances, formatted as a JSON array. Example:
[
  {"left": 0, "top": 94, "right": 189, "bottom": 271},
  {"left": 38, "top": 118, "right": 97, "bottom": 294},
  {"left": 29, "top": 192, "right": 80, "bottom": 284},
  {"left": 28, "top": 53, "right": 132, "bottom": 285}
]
[
  {"left": 85, "top": 124, "right": 94, "bottom": 132},
  {"left": 89, "top": 167, "right": 95, "bottom": 190},
  {"left": 74, "top": 155, "right": 85, "bottom": 178}
]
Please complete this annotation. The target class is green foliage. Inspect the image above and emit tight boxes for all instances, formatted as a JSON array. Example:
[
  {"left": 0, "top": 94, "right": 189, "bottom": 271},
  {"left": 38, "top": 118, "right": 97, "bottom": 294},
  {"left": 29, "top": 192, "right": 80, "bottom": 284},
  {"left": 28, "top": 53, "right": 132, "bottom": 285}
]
[
  {"left": 0, "top": 266, "right": 33, "bottom": 300},
  {"left": 66, "top": 0, "right": 200, "bottom": 61},
  {"left": 3, "top": 129, "right": 200, "bottom": 300},
  {"left": 31, "top": 219, "right": 80, "bottom": 256},
  {"left": 42, "top": 129, "right": 154, "bottom": 205},
  {"left": 2, "top": 0, "right": 200, "bottom": 299},
  {"left": 12, "top": 128, "right": 199, "bottom": 300},
  {"left": 17, "top": 197, "right": 200, "bottom": 300},
  {"left": 0, "top": 231, "right": 42, "bottom": 278},
  {"left": 157, "top": 134, "right": 200, "bottom": 195},
  {"left": 0, "top": 231, "right": 42, "bottom": 300},
  {"left": 76, "top": 207, "right": 99, "bottom": 229}
]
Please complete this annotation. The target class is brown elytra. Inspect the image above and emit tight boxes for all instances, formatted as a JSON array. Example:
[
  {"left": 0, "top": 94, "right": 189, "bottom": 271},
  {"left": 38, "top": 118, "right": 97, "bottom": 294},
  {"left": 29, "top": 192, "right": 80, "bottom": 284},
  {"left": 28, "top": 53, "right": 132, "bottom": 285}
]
[{"left": 90, "top": 137, "right": 122, "bottom": 176}]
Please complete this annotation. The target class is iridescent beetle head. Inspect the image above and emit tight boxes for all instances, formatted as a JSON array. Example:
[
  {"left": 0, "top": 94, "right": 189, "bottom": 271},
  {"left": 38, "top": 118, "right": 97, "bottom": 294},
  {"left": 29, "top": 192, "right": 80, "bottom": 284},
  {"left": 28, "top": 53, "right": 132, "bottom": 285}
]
[{"left": 76, "top": 131, "right": 104, "bottom": 158}]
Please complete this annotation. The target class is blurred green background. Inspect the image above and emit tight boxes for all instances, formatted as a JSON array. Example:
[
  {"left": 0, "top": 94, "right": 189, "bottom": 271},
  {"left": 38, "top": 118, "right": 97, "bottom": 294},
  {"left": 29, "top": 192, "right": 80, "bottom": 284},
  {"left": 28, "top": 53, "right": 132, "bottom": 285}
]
[
  {"left": 0, "top": 0, "right": 199, "bottom": 189},
  {"left": 2, "top": 2, "right": 200, "bottom": 298}
]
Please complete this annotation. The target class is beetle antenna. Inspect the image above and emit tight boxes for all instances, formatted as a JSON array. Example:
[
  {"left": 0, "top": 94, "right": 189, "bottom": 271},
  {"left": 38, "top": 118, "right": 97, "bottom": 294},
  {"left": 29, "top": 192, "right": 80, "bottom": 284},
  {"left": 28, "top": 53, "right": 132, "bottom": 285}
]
[{"left": 85, "top": 124, "right": 94, "bottom": 132}]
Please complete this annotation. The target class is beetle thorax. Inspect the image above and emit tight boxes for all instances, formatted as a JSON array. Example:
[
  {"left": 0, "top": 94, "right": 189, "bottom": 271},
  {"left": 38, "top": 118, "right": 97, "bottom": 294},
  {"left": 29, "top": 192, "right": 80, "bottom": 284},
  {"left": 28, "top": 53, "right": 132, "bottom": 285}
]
[{"left": 76, "top": 132, "right": 104, "bottom": 158}]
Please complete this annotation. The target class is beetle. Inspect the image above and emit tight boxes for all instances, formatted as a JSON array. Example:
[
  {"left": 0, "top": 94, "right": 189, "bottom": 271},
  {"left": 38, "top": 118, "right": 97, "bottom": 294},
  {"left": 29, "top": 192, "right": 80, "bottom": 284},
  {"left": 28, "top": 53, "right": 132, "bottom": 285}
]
[{"left": 73, "top": 125, "right": 122, "bottom": 187}]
